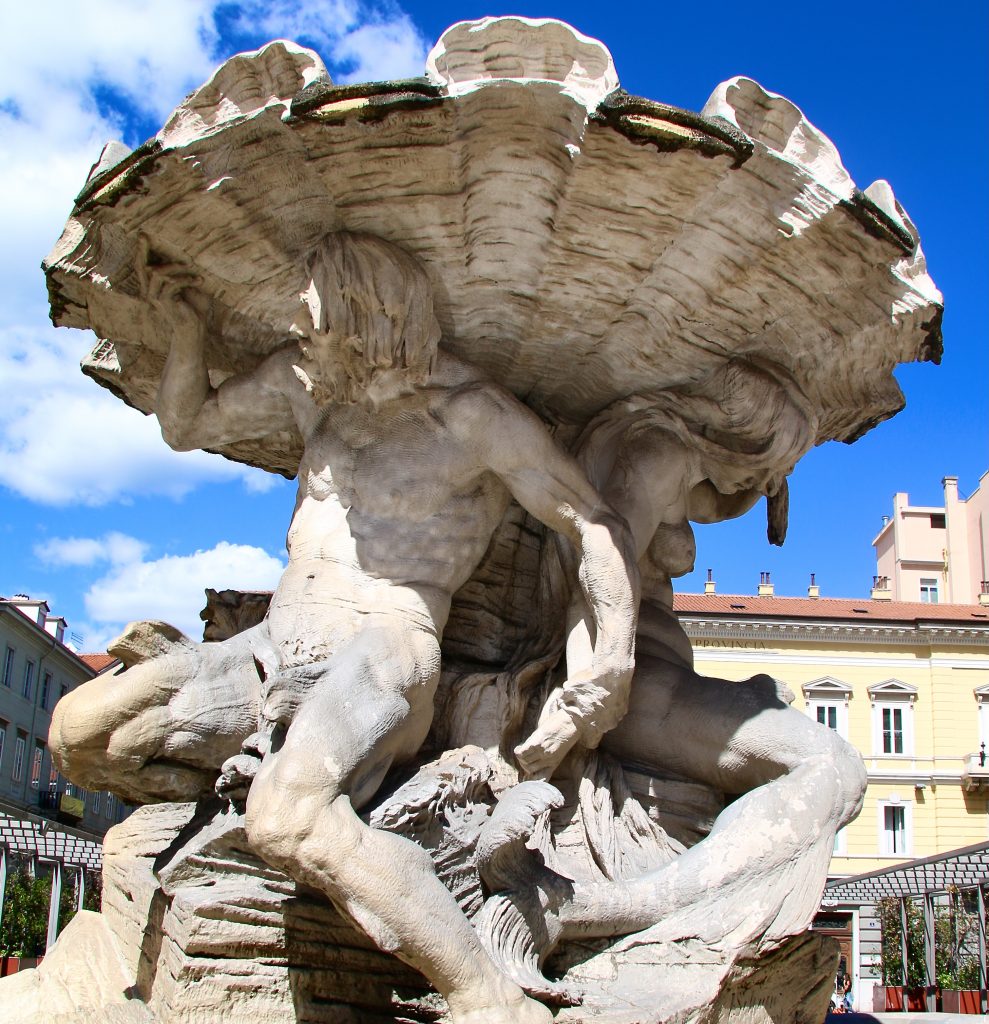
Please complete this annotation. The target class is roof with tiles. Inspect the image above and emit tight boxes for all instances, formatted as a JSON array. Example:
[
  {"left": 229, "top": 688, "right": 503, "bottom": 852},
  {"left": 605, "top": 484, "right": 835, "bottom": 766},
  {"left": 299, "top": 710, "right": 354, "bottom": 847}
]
[
  {"left": 672, "top": 593, "right": 989, "bottom": 625},
  {"left": 79, "top": 653, "right": 119, "bottom": 673}
]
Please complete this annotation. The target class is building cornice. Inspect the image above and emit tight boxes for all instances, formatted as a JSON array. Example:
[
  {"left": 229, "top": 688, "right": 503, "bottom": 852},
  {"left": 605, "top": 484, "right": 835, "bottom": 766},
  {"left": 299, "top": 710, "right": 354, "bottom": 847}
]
[{"left": 678, "top": 614, "right": 989, "bottom": 648}]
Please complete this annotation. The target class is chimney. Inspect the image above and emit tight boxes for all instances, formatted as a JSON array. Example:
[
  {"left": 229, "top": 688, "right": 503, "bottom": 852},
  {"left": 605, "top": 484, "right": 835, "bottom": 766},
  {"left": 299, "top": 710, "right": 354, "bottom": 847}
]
[
  {"left": 758, "top": 571, "right": 774, "bottom": 597},
  {"left": 704, "top": 568, "right": 716, "bottom": 595},
  {"left": 807, "top": 573, "right": 820, "bottom": 599},
  {"left": 871, "top": 575, "right": 892, "bottom": 602}
]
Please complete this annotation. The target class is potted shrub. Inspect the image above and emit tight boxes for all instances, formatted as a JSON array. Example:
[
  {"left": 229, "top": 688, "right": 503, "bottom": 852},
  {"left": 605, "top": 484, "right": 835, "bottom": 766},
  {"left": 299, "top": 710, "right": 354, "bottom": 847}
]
[
  {"left": 942, "top": 957, "right": 983, "bottom": 1014},
  {"left": 875, "top": 897, "right": 928, "bottom": 1011},
  {"left": 0, "top": 861, "right": 51, "bottom": 974},
  {"left": 934, "top": 889, "right": 984, "bottom": 1014}
]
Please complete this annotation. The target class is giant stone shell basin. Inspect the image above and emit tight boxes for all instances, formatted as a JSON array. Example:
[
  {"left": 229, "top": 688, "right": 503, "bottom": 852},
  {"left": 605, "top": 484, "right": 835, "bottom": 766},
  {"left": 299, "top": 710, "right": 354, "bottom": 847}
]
[{"left": 44, "top": 16, "right": 942, "bottom": 479}]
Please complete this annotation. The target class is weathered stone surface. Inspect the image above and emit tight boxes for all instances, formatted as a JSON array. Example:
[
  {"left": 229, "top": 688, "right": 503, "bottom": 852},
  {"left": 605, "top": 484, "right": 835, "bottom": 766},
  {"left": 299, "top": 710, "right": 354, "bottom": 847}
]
[
  {"left": 97, "top": 803, "right": 442, "bottom": 1023},
  {"left": 555, "top": 929, "right": 838, "bottom": 1023},
  {"left": 58, "top": 758, "right": 523, "bottom": 1022},
  {"left": 5, "top": 766, "right": 833, "bottom": 1024},
  {"left": 0, "top": 910, "right": 151, "bottom": 1024}
]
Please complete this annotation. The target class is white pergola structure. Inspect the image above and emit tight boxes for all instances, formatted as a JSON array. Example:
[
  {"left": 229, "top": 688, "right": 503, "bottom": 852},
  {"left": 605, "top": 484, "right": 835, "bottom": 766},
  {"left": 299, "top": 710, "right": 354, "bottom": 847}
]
[
  {"left": 0, "top": 814, "right": 103, "bottom": 953},
  {"left": 825, "top": 841, "right": 989, "bottom": 1013}
]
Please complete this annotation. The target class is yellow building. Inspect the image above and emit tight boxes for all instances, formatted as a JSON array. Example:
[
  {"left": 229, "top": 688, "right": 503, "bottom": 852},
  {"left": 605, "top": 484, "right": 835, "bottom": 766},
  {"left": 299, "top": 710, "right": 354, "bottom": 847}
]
[{"left": 673, "top": 584, "right": 989, "bottom": 1009}]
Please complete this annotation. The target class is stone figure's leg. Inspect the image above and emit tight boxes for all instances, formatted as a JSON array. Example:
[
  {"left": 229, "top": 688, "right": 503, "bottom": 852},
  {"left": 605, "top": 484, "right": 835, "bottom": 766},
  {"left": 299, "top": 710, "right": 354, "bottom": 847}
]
[
  {"left": 603, "top": 656, "right": 865, "bottom": 799},
  {"left": 245, "top": 625, "right": 552, "bottom": 1024},
  {"left": 559, "top": 656, "right": 868, "bottom": 945},
  {"left": 50, "top": 624, "right": 264, "bottom": 804}
]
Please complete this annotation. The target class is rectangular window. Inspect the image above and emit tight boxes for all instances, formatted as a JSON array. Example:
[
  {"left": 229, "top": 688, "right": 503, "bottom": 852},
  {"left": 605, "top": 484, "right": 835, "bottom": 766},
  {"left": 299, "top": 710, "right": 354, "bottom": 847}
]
[
  {"left": 40, "top": 671, "right": 52, "bottom": 710},
  {"left": 11, "top": 733, "right": 26, "bottom": 782},
  {"left": 817, "top": 705, "right": 838, "bottom": 730},
  {"left": 882, "top": 707, "right": 904, "bottom": 753},
  {"left": 920, "top": 577, "right": 939, "bottom": 604},
  {"left": 91, "top": 790, "right": 101, "bottom": 814},
  {"left": 2, "top": 647, "right": 14, "bottom": 687},
  {"left": 59, "top": 683, "right": 69, "bottom": 700},
  {"left": 22, "top": 660, "right": 35, "bottom": 700},
  {"left": 833, "top": 827, "right": 846, "bottom": 855},
  {"left": 0, "top": 719, "right": 7, "bottom": 769},
  {"left": 106, "top": 794, "right": 115, "bottom": 818},
  {"left": 884, "top": 805, "right": 907, "bottom": 854},
  {"left": 30, "top": 741, "right": 44, "bottom": 789},
  {"left": 930, "top": 513, "right": 946, "bottom": 529}
]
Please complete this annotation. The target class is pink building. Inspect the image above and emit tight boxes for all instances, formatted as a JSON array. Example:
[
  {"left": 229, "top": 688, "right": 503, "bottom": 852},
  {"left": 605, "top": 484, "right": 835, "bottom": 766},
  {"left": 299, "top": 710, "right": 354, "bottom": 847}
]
[{"left": 873, "top": 472, "right": 989, "bottom": 605}]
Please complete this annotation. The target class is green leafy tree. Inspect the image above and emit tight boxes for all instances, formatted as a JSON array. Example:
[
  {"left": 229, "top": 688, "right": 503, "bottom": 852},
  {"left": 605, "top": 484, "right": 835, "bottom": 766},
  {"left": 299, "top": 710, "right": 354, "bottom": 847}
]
[
  {"left": 0, "top": 862, "right": 51, "bottom": 958},
  {"left": 957, "top": 955, "right": 981, "bottom": 990},
  {"left": 81, "top": 869, "right": 102, "bottom": 913}
]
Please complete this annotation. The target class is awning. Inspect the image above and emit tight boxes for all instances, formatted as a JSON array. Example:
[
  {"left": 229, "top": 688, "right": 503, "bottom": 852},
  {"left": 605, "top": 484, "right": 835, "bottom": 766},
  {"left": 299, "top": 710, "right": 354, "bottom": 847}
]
[
  {"left": 825, "top": 841, "right": 989, "bottom": 901},
  {"left": 0, "top": 814, "right": 103, "bottom": 871}
]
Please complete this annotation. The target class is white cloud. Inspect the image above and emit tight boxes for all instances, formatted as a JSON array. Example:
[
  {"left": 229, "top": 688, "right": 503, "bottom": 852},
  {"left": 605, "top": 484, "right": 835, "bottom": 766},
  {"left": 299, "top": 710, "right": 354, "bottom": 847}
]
[
  {"left": 78, "top": 538, "right": 285, "bottom": 643},
  {"left": 330, "top": 17, "right": 428, "bottom": 82},
  {"left": 0, "top": 323, "right": 277, "bottom": 505},
  {"left": 1, "top": 2, "right": 222, "bottom": 324},
  {"left": 34, "top": 531, "right": 149, "bottom": 569},
  {"left": 0, "top": 0, "right": 427, "bottom": 507},
  {"left": 227, "top": 0, "right": 428, "bottom": 82}
]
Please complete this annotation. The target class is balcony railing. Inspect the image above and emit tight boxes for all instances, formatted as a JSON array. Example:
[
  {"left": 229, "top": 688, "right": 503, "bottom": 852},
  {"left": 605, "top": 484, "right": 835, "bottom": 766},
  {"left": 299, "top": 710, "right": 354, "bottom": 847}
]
[
  {"left": 38, "top": 788, "right": 60, "bottom": 812},
  {"left": 37, "top": 787, "right": 84, "bottom": 819},
  {"left": 962, "top": 744, "right": 989, "bottom": 791}
]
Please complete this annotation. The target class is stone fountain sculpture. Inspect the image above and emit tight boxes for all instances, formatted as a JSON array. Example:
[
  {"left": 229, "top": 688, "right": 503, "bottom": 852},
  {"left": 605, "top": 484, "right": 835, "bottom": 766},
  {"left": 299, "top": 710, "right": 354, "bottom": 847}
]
[{"left": 7, "top": 16, "right": 941, "bottom": 1024}]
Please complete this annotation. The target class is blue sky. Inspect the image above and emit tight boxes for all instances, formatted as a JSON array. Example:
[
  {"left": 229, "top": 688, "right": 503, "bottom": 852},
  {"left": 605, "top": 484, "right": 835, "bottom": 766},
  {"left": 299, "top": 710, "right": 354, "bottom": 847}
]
[{"left": 0, "top": 0, "right": 985, "bottom": 651}]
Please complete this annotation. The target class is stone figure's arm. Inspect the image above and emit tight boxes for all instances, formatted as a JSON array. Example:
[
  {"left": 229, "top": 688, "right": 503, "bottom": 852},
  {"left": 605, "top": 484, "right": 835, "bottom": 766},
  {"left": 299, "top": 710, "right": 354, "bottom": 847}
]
[
  {"left": 447, "top": 384, "right": 640, "bottom": 778},
  {"left": 148, "top": 266, "right": 297, "bottom": 451},
  {"left": 548, "top": 428, "right": 697, "bottom": 721}
]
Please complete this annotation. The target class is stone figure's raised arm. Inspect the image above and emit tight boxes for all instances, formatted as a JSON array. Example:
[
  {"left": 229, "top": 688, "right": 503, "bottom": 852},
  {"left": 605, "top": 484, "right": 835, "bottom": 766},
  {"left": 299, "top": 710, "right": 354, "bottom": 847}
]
[
  {"left": 446, "top": 382, "right": 640, "bottom": 779},
  {"left": 147, "top": 261, "right": 298, "bottom": 452}
]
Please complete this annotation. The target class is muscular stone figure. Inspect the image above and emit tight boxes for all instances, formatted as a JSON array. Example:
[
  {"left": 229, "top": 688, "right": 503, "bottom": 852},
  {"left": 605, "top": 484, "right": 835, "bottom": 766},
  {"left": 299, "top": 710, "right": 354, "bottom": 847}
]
[
  {"left": 516, "top": 360, "right": 813, "bottom": 772},
  {"left": 50, "top": 231, "right": 640, "bottom": 1024},
  {"left": 500, "top": 362, "right": 867, "bottom": 975}
]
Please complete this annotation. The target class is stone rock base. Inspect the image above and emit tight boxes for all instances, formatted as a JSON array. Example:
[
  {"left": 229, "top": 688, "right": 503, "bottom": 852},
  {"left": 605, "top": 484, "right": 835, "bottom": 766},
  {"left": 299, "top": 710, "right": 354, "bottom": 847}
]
[
  {"left": 1, "top": 799, "right": 837, "bottom": 1023},
  {"left": 104, "top": 802, "right": 444, "bottom": 1023}
]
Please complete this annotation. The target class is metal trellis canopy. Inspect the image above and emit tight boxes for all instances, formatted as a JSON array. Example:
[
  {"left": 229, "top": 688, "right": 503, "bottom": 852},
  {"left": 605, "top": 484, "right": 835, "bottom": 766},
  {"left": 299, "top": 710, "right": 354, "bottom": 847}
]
[
  {"left": 0, "top": 814, "right": 103, "bottom": 871},
  {"left": 825, "top": 841, "right": 989, "bottom": 901}
]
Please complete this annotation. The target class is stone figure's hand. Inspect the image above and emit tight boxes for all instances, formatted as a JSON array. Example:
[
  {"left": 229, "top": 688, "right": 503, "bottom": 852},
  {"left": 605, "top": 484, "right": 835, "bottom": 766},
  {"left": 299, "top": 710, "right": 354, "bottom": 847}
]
[
  {"left": 261, "top": 664, "right": 323, "bottom": 727},
  {"left": 216, "top": 752, "right": 260, "bottom": 806},
  {"left": 514, "top": 660, "right": 633, "bottom": 779},
  {"left": 137, "top": 237, "right": 206, "bottom": 342},
  {"left": 216, "top": 731, "right": 271, "bottom": 806},
  {"left": 514, "top": 701, "right": 581, "bottom": 780}
]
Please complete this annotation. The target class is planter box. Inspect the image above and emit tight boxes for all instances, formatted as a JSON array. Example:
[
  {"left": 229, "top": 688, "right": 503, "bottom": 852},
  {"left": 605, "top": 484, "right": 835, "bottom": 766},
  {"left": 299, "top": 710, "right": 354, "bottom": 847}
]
[
  {"left": 874, "top": 985, "right": 927, "bottom": 1012},
  {"left": 0, "top": 955, "right": 42, "bottom": 976},
  {"left": 942, "top": 989, "right": 982, "bottom": 1014}
]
